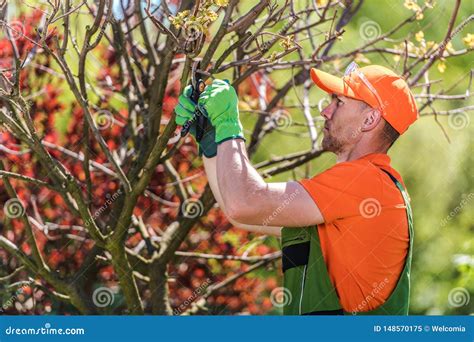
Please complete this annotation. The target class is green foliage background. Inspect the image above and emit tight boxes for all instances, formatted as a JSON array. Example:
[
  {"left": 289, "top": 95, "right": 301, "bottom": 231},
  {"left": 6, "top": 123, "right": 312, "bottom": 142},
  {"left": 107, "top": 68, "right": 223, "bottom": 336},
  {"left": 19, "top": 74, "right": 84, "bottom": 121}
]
[
  {"left": 227, "top": 0, "right": 473, "bottom": 315},
  {"left": 6, "top": 0, "right": 471, "bottom": 315}
]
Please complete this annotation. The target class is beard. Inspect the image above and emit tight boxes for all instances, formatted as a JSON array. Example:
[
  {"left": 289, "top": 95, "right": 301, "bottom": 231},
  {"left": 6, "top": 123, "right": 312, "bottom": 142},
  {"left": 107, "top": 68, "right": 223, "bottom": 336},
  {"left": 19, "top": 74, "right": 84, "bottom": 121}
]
[{"left": 322, "top": 129, "right": 344, "bottom": 153}]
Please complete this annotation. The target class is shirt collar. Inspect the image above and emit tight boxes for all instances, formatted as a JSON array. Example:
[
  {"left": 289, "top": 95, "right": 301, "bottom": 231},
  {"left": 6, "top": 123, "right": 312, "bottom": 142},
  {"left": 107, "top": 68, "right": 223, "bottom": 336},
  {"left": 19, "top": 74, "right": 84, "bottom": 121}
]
[{"left": 359, "top": 153, "right": 391, "bottom": 167}]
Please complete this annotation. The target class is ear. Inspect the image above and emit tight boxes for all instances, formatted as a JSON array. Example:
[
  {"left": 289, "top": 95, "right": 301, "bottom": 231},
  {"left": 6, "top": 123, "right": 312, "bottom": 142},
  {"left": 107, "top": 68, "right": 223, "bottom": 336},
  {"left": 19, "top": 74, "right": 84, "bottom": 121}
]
[{"left": 360, "top": 108, "right": 382, "bottom": 132}]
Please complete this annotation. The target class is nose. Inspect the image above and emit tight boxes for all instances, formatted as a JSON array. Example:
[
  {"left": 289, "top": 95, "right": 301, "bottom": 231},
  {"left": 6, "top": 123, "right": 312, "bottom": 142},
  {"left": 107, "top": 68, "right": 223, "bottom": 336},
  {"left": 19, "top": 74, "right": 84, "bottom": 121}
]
[{"left": 321, "top": 100, "right": 336, "bottom": 120}]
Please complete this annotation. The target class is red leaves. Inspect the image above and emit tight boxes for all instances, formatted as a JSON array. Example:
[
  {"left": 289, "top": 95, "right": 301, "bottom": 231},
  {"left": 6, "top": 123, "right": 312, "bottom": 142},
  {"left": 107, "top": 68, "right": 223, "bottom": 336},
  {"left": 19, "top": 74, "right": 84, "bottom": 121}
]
[
  {"left": 48, "top": 249, "right": 64, "bottom": 269},
  {"left": 0, "top": 10, "right": 279, "bottom": 316},
  {"left": 163, "top": 94, "right": 179, "bottom": 118}
]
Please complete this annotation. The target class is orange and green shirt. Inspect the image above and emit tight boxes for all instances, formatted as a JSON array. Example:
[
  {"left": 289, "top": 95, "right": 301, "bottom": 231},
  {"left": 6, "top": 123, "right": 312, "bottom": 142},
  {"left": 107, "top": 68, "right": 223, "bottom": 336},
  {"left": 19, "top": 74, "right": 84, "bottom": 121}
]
[{"left": 297, "top": 153, "right": 410, "bottom": 312}]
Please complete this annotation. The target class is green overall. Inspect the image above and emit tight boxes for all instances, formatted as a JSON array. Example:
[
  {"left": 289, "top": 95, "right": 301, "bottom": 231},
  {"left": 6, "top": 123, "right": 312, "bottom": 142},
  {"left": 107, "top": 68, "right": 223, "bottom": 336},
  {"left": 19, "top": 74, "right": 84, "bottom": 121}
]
[{"left": 281, "top": 169, "right": 413, "bottom": 315}]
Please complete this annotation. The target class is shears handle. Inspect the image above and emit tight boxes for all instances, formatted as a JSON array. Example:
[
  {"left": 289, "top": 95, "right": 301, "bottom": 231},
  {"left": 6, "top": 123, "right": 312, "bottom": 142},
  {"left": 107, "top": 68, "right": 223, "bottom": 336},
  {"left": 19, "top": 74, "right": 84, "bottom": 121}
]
[
  {"left": 180, "top": 79, "right": 207, "bottom": 141},
  {"left": 194, "top": 80, "right": 207, "bottom": 142}
]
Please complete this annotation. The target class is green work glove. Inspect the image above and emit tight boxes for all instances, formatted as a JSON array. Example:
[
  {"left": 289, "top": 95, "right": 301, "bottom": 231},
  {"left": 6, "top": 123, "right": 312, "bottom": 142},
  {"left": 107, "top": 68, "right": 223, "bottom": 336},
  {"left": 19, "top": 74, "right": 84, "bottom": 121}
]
[
  {"left": 175, "top": 85, "right": 217, "bottom": 158},
  {"left": 198, "top": 79, "right": 245, "bottom": 144}
]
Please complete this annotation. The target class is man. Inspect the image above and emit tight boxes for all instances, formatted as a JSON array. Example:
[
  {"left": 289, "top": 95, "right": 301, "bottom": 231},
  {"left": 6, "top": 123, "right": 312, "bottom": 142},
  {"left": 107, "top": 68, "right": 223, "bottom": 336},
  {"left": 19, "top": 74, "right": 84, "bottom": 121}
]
[{"left": 175, "top": 62, "right": 418, "bottom": 315}]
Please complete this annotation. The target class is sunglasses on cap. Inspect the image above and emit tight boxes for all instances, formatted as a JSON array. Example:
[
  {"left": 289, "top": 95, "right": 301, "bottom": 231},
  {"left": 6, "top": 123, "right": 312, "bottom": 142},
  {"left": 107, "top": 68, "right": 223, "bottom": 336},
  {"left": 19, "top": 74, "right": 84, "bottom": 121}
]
[{"left": 343, "top": 61, "right": 385, "bottom": 112}]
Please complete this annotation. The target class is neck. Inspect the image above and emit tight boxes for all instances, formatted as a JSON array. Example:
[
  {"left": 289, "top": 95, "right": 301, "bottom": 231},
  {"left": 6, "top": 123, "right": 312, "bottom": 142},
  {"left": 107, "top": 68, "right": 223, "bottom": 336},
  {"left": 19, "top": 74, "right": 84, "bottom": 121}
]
[{"left": 336, "top": 140, "right": 389, "bottom": 163}]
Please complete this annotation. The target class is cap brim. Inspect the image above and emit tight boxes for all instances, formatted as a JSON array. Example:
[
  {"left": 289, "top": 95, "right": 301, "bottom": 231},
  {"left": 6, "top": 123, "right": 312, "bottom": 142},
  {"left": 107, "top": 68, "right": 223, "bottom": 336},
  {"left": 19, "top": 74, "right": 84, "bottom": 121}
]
[{"left": 310, "top": 68, "right": 356, "bottom": 99}]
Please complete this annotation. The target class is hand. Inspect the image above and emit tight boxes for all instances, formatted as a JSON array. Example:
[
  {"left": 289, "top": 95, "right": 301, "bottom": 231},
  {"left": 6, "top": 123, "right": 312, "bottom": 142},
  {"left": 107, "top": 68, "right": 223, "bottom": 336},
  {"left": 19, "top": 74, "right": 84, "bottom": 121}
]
[
  {"left": 198, "top": 79, "right": 245, "bottom": 144},
  {"left": 175, "top": 85, "right": 217, "bottom": 158}
]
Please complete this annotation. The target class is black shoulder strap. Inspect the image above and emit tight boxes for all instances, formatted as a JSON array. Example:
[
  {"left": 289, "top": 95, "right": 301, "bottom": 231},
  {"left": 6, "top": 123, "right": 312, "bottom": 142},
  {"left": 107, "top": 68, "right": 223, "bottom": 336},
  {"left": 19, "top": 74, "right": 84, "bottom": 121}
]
[
  {"left": 380, "top": 168, "right": 399, "bottom": 186},
  {"left": 379, "top": 168, "right": 412, "bottom": 216}
]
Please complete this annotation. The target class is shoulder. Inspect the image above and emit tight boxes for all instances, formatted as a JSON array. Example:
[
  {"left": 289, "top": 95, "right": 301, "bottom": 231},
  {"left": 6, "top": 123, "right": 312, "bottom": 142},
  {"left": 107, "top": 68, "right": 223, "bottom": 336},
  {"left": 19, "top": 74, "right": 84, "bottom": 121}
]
[
  {"left": 307, "top": 158, "right": 382, "bottom": 185},
  {"left": 300, "top": 158, "right": 405, "bottom": 201}
]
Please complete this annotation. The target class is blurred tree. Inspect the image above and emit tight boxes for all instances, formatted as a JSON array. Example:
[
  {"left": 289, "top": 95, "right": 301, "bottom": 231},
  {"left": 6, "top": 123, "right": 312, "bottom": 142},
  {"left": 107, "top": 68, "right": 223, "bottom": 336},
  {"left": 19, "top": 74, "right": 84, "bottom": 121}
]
[{"left": 0, "top": 0, "right": 472, "bottom": 315}]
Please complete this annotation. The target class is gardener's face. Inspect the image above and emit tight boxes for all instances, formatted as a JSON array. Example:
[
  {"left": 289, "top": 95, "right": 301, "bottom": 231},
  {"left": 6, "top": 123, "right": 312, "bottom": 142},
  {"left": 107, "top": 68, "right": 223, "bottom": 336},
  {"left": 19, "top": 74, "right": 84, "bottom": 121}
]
[{"left": 320, "top": 94, "right": 368, "bottom": 153}]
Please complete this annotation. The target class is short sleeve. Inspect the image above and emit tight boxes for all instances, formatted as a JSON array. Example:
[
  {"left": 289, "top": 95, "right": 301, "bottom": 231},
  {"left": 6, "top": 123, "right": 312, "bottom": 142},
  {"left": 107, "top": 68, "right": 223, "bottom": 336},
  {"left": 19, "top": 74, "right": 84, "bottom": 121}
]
[{"left": 298, "top": 162, "right": 380, "bottom": 223}]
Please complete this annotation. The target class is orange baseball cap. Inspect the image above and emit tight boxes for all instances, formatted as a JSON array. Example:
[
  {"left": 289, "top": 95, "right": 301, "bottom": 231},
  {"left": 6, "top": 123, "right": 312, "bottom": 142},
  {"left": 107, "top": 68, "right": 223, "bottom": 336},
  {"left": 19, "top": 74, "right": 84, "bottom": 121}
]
[{"left": 310, "top": 63, "right": 418, "bottom": 134}]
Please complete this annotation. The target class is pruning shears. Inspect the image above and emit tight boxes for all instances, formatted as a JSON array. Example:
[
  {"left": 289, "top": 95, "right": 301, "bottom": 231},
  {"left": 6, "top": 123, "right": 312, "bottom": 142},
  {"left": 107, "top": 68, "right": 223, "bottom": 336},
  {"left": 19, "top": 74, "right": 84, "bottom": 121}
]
[{"left": 180, "top": 61, "right": 207, "bottom": 142}]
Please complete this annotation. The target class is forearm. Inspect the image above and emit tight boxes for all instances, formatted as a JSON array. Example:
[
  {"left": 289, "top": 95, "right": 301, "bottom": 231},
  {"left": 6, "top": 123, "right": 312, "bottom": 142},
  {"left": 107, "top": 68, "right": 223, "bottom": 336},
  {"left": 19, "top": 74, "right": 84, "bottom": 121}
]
[
  {"left": 216, "top": 139, "right": 268, "bottom": 221},
  {"left": 203, "top": 155, "right": 281, "bottom": 237},
  {"left": 176, "top": 79, "right": 319, "bottom": 232},
  {"left": 215, "top": 139, "right": 320, "bottom": 227}
]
